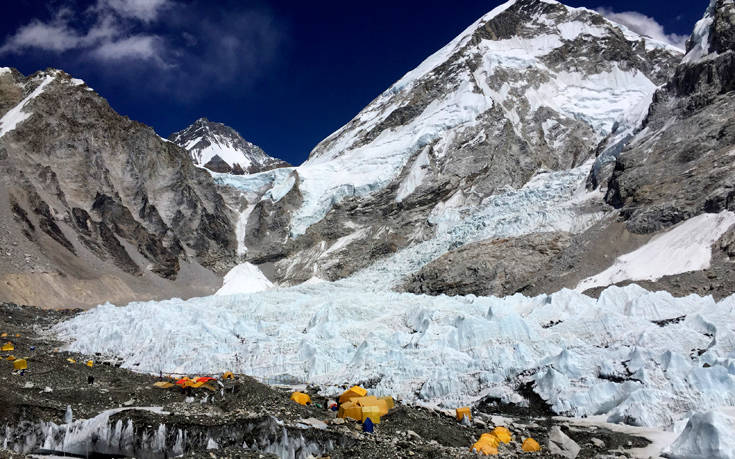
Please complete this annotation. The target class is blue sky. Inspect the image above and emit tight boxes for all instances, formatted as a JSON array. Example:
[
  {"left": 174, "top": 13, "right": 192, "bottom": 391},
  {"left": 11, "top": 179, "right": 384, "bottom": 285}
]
[{"left": 0, "top": 0, "right": 706, "bottom": 165}]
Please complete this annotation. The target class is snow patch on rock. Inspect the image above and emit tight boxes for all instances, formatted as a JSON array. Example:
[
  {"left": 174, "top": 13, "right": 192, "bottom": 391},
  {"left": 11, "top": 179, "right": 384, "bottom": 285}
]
[
  {"left": 577, "top": 211, "right": 735, "bottom": 291},
  {"left": 396, "top": 146, "right": 431, "bottom": 202},
  {"left": 0, "top": 74, "right": 55, "bottom": 138},
  {"left": 683, "top": 0, "right": 717, "bottom": 64}
]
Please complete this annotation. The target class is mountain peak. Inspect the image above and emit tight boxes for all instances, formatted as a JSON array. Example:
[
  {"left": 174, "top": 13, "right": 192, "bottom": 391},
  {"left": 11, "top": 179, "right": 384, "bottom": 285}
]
[
  {"left": 684, "top": 0, "right": 735, "bottom": 63},
  {"left": 169, "top": 119, "right": 290, "bottom": 174}
]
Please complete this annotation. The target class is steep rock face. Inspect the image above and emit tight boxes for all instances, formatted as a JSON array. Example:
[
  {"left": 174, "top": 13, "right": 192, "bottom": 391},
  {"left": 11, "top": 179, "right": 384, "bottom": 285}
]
[
  {"left": 403, "top": 232, "right": 571, "bottom": 297},
  {"left": 234, "top": 0, "right": 681, "bottom": 284},
  {"left": 0, "top": 69, "right": 237, "bottom": 308},
  {"left": 170, "top": 118, "right": 290, "bottom": 174},
  {"left": 604, "top": 0, "right": 735, "bottom": 233},
  {"left": 203, "top": 155, "right": 233, "bottom": 174}
]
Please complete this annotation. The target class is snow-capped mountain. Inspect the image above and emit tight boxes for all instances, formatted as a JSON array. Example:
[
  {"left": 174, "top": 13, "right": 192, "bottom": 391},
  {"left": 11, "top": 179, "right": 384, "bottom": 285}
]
[
  {"left": 169, "top": 118, "right": 290, "bottom": 174},
  {"left": 5, "top": 1, "right": 735, "bottom": 458},
  {"left": 229, "top": 0, "right": 682, "bottom": 285}
]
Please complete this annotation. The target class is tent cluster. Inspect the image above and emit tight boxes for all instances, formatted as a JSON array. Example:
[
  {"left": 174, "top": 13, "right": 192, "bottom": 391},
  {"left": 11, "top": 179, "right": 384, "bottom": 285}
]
[
  {"left": 471, "top": 426, "right": 541, "bottom": 455},
  {"left": 152, "top": 372, "right": 236, "bottom": 391},
  {"left": 2, "top": 339, "right": 28, "bottom": 372},
  {"left": 336, "top": 385, "right": 394, "bottom": 425}
]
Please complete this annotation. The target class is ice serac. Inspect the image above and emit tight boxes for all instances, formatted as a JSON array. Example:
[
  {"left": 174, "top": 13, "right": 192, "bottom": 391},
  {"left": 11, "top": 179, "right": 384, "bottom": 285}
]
[
  {"left": 665, "top": 410, "right": 735, "bottom": 459},
  {"left": 233, "top": 0, "right": 681, "bottom": 285},
  {"left": 54, "top": 283, "right": 735, "bottom": 436},
  {"left": 169, "top": 118, "right": 290, "bottom": 174},
  {"left": 0, "top": 69, "right": 237, "bottom": 308},
  {"left": 603, "top": 0, "right": 735, "bottom": 233}
]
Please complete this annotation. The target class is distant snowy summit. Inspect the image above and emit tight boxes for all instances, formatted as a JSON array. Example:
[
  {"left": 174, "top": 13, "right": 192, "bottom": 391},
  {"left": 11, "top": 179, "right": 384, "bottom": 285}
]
[{"left": 169, "top": 118, "right": 290, "bottom": 174}]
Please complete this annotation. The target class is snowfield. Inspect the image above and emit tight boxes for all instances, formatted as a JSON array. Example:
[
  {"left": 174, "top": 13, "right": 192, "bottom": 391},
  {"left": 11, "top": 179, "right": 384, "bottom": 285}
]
[{"left": 350, "top": 162, "right": 603, "bottom": 290}]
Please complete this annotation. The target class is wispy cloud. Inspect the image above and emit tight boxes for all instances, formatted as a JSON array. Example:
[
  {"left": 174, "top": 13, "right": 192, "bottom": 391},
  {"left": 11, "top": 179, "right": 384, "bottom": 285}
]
[
  {"left": 0, "top": 1, "right": 165, "bottom": 64},
  {"left": 0, "top": 0, "right": 284, "bottom": 96},
  {"left": 0, "top": 9, "right": 83, "bottom": 53},
  {"left": 91, "top": 35, "right": 162, "bottom": 62},
  {"left": 96, "top": 0, "right": 171, "bottom": 22},
  {"left": 597, "top": 8, "right": 689, "bottom": 50}
]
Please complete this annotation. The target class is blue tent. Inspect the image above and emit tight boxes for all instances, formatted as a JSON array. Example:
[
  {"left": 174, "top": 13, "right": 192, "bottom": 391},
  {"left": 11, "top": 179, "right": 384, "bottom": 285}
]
[{"left": 362, "top": 417, "right": 374, "bottom": 433}]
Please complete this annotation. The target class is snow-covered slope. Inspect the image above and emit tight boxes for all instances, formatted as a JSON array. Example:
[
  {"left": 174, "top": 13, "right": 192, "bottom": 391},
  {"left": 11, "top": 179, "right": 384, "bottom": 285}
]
[
  {"left": 169, "top": 118, "right": 289, "bottom": 174},
  {"left": 215, "top": 262, "right": 273, "bottom": 296},
  {"left": 0, "top": 73, "right": 55, "bottom": 138},
  {"left": 666, "top": 410, "right": 735, "bottom": 459},
  {"left": 577, "top": 212, "right": 735, "bottom": 291},
  {"left": 277, "top": 0, "right": 679, "bottom": 235},
  {"left": 682, "top": 0, "right": 721, "bottom": 64}
]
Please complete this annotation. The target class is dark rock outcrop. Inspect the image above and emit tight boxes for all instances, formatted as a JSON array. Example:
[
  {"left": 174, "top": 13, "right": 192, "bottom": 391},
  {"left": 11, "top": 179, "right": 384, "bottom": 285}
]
[
  {"left": 0, "top": 69, "right": 237, "bottom": 307},
  {"left": 403, "top": 232, "right": 571, "bottom": 297},
  {"left": 203, "top": 155, "right": 233, "bottom": 174},
  {"left": 604, "top": 0, "right": 735, "bottom": 233}
]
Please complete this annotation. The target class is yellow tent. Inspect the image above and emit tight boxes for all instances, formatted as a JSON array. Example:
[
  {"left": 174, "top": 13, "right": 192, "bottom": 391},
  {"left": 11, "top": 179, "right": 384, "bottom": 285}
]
[
  {"left": 290, "top": 392, "right": 311, "bottom": 406},
  {"left": 13, "top": 359, "right": 27, "bottom": 370},
  {"left": 338, "top": 401, "right": 362, "bottom": 421},
  {"left": 354, "top": 396, "right": 390, "bottom": 416},
  {"left": 522, "top": 437, "right": 541, "bottom": 452},
  {"left": 1, "top": 342, "right": 14, "bottom": 352},
  {"left": 223, "top": 371, "right": 235, "bottom": 380},
  {"left": 492, "top": 426, "right": 512, "bottom": 444},
  {"left": 153, "top": 381, "right": 175, "bottom": 389},
  {"left": 338, "top": 385, "right": 367, "bottom": 403},
  {"left": 456, "top": 406, "right": 471, "bottom": 421},
  {"left": 86, "top": 360, "right": 94, "bottom": 367},
  {"left": 361, "top": 405, "right": 382, "bottom": 424},
  {"left": 380, "top": 396, "right": 395, "bottom": 410},
  {"left": 471, "top": 434, "right": 500, "bottom": 456}
]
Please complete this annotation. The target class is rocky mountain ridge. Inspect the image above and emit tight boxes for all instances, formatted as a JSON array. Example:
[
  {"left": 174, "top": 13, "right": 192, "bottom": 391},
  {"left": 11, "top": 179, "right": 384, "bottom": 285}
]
[
  {"left": 0, "top": 69, "right": 238, "bottom": 308},
  {"left": 169, "top": 118, "right": 290, "bottom": 175}
]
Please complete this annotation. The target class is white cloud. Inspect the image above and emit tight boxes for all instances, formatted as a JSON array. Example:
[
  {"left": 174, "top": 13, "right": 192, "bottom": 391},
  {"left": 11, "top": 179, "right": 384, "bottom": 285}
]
[
  {"left": 0, "top": 2, "right": 166, "bottom": 63},
  {"left": 597, "top": 8, "right": 689, "bottom": 50},
  {"left": 91, "top": 35, "right": 161, "bottom": 62},
  {"left": 0, "top": 1, "right": 283, "bottom": 95},
  {"left": 0, "top": 12, "right": 82, "bottom": 53},
  {"left": 83, "top": 14, "right": 122, "bottom": 45},
  {"left": 96, "top": 0, "right": 171, "bottom": 22}
]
